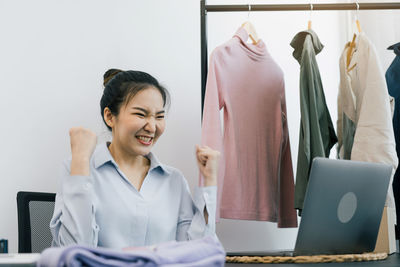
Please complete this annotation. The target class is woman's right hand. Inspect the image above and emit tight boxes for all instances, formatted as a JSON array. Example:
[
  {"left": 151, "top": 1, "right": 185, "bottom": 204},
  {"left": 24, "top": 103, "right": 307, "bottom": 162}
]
[{"left": 69, "top": 127, "right": 97, "bottom": 176}]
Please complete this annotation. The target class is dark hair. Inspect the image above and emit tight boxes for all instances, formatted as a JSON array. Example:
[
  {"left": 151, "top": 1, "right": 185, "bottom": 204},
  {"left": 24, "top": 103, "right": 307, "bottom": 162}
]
[{"left": 100, "top": 69, "right": 170, "bottom": 131}]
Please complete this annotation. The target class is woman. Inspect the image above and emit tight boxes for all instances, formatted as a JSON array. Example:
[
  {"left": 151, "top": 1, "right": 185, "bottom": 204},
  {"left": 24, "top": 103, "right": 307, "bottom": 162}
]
[{"left": 50, "top": 69, "right": 220, "bottom": 248}]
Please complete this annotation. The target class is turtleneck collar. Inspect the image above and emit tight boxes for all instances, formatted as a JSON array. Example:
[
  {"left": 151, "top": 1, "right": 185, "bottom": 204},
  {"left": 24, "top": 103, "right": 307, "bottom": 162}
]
[
  {"left": 233, "top": 27, "right": 267, "bottom": 58},
  {"left": 290, "top": 29, "right": 324, "bottom": 63},
  {"left": 388, "top": 42, "right": 400, "bottom": 56}
]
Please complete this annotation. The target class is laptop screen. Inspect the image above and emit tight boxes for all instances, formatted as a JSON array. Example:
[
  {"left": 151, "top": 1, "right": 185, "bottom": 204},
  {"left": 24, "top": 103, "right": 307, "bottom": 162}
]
[{"left": 294, "top": 158, "right": 391, "bottom": 255}]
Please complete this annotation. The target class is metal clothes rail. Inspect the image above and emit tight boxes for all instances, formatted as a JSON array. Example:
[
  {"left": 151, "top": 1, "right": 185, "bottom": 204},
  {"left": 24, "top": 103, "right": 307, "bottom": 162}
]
[{"left": 200, "top": 1, "right": 400, "bottom": 113}]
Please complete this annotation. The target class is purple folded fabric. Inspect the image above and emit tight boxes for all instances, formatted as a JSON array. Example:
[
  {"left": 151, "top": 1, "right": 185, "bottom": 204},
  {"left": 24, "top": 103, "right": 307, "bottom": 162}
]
[{"left": 37, "top": 236, "right": 226, "bottom": 267}]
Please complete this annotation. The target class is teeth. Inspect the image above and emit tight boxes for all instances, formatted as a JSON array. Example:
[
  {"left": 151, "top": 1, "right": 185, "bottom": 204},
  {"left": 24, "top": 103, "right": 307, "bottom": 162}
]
[{"left": 138, "top": 136, "right": 152, "bottom": 142}]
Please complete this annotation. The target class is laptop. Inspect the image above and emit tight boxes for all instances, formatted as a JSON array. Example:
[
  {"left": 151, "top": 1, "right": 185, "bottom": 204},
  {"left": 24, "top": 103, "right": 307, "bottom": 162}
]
[{"left": 227, "top": 157, "right": 392, "bottom": 256}]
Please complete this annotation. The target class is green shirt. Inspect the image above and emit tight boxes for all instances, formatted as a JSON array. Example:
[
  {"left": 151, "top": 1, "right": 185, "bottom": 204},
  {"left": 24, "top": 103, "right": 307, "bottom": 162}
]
[{"left": 290, "top": 30, "right": 338, "bottom": 211}]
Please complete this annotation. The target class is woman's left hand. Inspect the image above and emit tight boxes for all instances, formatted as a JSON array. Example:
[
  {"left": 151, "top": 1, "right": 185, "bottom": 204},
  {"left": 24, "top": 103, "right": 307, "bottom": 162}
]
[{"left": 196, "top": 145, "right": 220, "bottom": 186}]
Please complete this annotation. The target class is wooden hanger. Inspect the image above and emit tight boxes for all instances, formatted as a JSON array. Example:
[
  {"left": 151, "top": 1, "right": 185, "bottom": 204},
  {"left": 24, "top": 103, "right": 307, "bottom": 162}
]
[
  {"left": 241, "top": 4, "right": 259, "bottom": 44},
  {"left": 347, "top": 2, "right": 362, "bottom": 71},
  {"left": 242, "top": 21, "right": 259, "bottom": 44},
  {"left": 347, "top": 34, "right": 357, "bottom": 70},
  {"left": 350, "top": 2, "right": 362, "bottom": 44},
  {"left": 355, "top": 19, "right": 362, "bottom": 33},
  {"left": 307, "top": 3, "right": 313, "bottom": 30}
]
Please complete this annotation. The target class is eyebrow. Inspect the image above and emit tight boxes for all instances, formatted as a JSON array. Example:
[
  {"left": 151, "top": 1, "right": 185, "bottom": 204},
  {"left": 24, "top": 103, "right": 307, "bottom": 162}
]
[{"left": 132, "top": 107, "right": 165, "bottom": 114}]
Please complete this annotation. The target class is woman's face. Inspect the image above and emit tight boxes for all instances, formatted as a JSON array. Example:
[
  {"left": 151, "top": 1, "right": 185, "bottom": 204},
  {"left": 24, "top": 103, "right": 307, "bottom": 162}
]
[{"left": 109, "top": 87, "right": 166, "bottom": 157}]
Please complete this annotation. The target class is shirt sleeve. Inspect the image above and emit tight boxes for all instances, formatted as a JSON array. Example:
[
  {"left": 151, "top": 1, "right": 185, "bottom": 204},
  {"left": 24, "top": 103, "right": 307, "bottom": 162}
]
[
  {"left": 176, "top": 177, "right": 217, "bottom": 241},
  {"left": 50, "top": 160, "right": 99, "bottom": 247}
]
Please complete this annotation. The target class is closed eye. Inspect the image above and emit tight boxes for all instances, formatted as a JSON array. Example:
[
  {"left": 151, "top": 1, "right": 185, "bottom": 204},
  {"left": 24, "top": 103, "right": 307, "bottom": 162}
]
[{"left": 133, "top": 113, "right": 145, "bottom": 117}]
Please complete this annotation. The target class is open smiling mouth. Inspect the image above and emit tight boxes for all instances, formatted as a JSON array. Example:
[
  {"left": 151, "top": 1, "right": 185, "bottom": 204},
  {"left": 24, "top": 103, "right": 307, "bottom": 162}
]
[{"left": 136, "top": 136, "right": 153, "bottom": 146}]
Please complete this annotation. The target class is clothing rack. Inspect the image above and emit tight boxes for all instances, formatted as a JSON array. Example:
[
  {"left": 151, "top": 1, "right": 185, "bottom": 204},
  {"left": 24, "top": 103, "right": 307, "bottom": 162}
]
[{"left": 200, "top": 1, "right": 400, "bottom": 113}]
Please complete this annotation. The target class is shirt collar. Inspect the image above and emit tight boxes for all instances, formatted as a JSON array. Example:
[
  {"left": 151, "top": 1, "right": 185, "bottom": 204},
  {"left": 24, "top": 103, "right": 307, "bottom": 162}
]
[
  {"left": 93, "top": 143, "right": 171, "bottom": 175},
  {"left": 146, "top": 152, "right": 171, "bottom": 175},
  {"left": 93, "top": 143, "right": 116, "bottom": 169},
  {"left": 388, "top": 42, "right": 400, "bottom": 56}
]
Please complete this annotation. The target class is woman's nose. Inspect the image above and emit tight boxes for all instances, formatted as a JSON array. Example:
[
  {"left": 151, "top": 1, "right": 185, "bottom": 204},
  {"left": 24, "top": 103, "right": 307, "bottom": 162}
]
[{"left": 144, "top": 117, "right": 156, "bottom": 133}]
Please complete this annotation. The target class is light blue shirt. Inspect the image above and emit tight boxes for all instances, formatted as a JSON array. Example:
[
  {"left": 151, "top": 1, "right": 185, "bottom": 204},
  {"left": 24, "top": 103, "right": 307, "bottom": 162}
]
[{"left": 50, "top": 143, "right": 217, "bottom": 249}]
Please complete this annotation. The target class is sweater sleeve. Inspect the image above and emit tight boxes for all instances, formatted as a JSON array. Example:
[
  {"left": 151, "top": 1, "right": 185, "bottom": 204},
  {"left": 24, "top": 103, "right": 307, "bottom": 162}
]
[
  {"left": 200, "top": 50, "right": 225, "bottom": 219},
  {"left": 278, "top": 85, "right": 298, "bottom": 227},
  {"left": 50, "top": 160, "right": 99, "bottom": 247},
  {"left": 176, "top": 176, "right": 217, "bottom": 241}
]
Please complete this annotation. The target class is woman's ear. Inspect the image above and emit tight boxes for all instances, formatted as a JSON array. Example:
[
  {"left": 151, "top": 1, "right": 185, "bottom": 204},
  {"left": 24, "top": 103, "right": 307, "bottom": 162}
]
[{"left": 103, "top": 107, "right": 114, "bottom": 129}]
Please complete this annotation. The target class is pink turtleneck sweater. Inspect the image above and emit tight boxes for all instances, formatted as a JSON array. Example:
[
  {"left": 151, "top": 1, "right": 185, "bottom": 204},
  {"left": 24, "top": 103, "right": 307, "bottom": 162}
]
[{"left": 201, "top": 28, "right": 297, "bottom": 227}]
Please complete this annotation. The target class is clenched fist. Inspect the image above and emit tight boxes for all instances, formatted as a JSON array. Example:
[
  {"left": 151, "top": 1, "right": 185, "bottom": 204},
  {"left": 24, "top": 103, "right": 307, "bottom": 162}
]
[
  {"left": 196, "top": 145, "right": 220, "bottom": 187},
  {"left": 69, "top": 127, "right": 97, "bottom": 176}
]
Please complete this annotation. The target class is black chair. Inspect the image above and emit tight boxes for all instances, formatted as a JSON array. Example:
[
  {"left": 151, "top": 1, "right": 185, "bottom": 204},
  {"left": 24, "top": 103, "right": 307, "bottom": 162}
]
[{"left": 16, "top": 191, "right": 56, "bottom": 253}]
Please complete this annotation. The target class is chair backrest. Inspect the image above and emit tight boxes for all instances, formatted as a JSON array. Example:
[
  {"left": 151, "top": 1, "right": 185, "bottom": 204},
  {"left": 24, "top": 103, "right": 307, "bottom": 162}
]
[{"left": 17, "top": 191, "right": 56, "bottom": 253}]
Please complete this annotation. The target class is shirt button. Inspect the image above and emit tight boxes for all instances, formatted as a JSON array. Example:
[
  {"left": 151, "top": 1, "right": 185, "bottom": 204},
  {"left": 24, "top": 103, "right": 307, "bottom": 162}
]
[{"left": 85, "top": 182, "right": 91, "bottom": 190}]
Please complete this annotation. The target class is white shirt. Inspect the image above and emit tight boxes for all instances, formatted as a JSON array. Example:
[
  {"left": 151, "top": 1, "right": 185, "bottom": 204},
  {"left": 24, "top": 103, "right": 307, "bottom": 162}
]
[{"left": 50, "top": 143, "right": 217, "bottom": 248}]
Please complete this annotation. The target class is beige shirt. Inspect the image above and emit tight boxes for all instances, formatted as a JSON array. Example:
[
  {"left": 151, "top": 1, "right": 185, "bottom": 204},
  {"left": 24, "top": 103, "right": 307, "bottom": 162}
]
[{"left": 338, "top": 32, "right": 398, "bottom": 208}]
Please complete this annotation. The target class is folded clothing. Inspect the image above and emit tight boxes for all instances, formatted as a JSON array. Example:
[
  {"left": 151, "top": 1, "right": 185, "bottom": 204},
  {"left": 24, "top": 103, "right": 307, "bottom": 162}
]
[{"left": 37, "top": 235, "right": 226, "bottom": 267}]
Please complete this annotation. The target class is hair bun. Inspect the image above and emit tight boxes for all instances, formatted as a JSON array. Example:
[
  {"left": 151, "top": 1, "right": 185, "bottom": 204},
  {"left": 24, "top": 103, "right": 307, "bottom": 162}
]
[{"left": 103, "top": 69, "right": 123, "bottom": 86}]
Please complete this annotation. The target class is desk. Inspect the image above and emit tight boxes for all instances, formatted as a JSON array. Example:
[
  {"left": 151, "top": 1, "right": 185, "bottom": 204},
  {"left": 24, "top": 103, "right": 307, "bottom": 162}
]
[
  {"left": 0, "top": 264, "right": 34, "bottom": 267},
  {"left": 0, "top": 253, "right": 39, "bottom": 267},
  {"left": 226, "top": 253, "right": 400, "bottom": 266},
  {"left": 2, "top": 253, "right": 398, "bottom": 266}
]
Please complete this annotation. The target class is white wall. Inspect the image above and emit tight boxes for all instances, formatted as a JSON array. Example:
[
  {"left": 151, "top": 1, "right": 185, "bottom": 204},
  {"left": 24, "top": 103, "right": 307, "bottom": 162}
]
[
  {"left": 0, "top": 0, "right": 398, "bottom": 253},
  {"left": 355, "top": 2, "right": 400, "bottom": 70},
  {"left": 0, "top": 0, "right": 202, "bottom": 253}
]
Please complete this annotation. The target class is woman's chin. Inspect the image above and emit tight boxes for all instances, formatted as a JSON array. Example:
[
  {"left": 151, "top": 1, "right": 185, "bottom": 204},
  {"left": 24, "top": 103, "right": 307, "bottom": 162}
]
[{"left": 132, "top": 145, "right": 153, "bottom": 156}]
